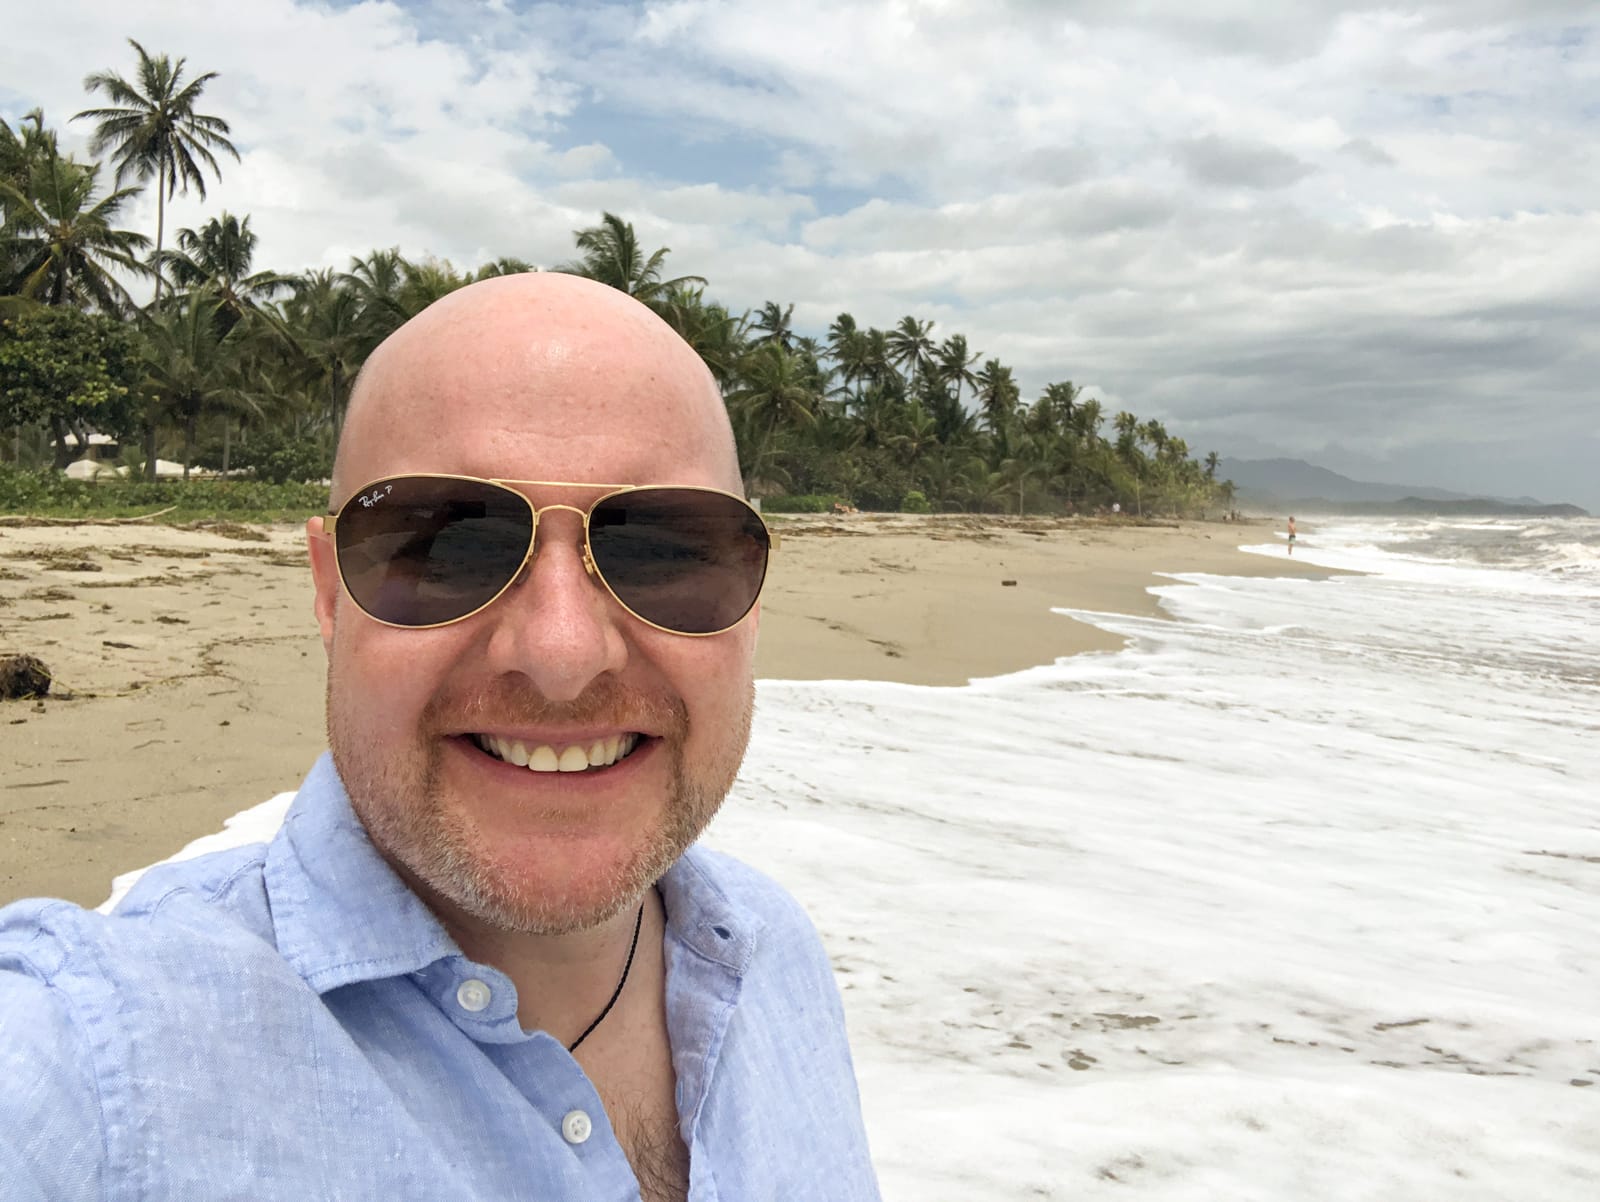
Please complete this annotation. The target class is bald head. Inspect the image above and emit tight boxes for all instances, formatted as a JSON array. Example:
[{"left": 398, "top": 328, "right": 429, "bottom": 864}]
[{"left": 332, "top": 273, "right": 739, "bottom": 502}]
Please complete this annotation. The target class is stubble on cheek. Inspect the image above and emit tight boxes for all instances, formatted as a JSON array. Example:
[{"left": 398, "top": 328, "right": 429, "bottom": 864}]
[{"left": 324, "top": 663, "right": 756, "bottom": 937}]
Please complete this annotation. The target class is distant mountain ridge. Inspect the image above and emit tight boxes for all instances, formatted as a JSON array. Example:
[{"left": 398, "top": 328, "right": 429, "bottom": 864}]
[{"left": 1219, "top": 458, "right": 1588, "bottom": 517}]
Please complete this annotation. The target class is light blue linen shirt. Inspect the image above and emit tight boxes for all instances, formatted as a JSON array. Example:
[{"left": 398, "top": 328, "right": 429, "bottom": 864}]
[{"left": 0, "top": 754, "right": 880, "bottom": 1200}]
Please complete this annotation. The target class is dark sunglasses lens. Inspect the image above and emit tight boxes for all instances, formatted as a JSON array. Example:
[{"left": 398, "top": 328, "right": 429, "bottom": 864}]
[
  {"left": 589, "top": 489, "right": 769, "bottom": 634},
  {"left": 335, "top": 477, "right": 531, "bottom": 626}
]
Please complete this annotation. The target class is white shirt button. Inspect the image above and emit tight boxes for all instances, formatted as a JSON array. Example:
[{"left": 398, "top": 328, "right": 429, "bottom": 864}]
[
  {"left": 455, "top": 978, "right": 492, "bottom": 1012},
  {"left": 561, "top": 1109, "right": 593, "bottom": 1145}
]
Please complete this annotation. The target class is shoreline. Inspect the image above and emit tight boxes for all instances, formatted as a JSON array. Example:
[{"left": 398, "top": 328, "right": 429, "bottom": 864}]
[
  {"left": 756, "top": 512, "right": 1333, "bottom": 685},
  {"left": 1, "top": 514, "right": 1334, "bottom": 907}
]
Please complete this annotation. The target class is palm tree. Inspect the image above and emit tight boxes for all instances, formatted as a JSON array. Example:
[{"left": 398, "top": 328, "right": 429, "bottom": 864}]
[
  {"left": 825, "top": 312, "right": 858, "bottom": 358},
  {"left": 826, "top": 313, "right": 869, "bottom": 402},
  {"left": 974, "top": 358, "right": 1020, "bottom": 436},
  {"left": 341, "top": 247, "right": 410, "bottom": 343},
  {"left": 281, "top": 269, "right": 367, "bottom": 437},
  {"left": 74, "top": 39, "right": 239, "bottom": 313},
  {"left": 750, "top": 300, "right": 795, "bottom": 349},
  {"left": 885, "top": 401, "right": 940, "bottom": 468},
  {"left": 1203, "top": 450, "right": 1220, "bottom": 480},
  {"left": 339, "top": 248, "right": 468, "bottom": 347},
  {"left": 1029, "top": 381, "right": 1081, "bottom": 436},
  {"left": 727, "top": 343, "right": 819, "bottom": 440},
  {"left": 1, "top": 110, "right": 56, "bottom": 223},
  {"left": 998, "top": 431, "right": 1052, "bottom": 516},
  {"left": 140, "top": 290, "right": 258, "bottom": 479},
  {"left": 0, "top": 151, "right": 149, "bottom": 310},
  {"left": 791, "top": 334, "right": 832, "bottom": 396},
  {"left": 160, "top": 211, "right": 286, "bottom": 333},
  {"left": 725, "top": 343, "right": 825, "bottom": 496},
  {"left": 862, "top": 328, "right": 895, "bottom": 391},
  {"left": 471, "top": 257, "right": 534, "bottom": 279},
  {"left": 397, "top": 256, "right": 468, "bottom": 315},
  {"left": 660, "top": 285, "right": 747, "bottom": 388},
  {"left": 832, "top": 326, "right": 895, "bottom": 406},
  {"left": 935, "top": 334, "right": 981, "bottom": 407},
  {"left": 558, "top": 212, "right": 705, "bottom": 305},
  {"left": 1073, "top": 397, "right": 1104, "bottom": 443},
  {"left": 1139, "top": 418, "right": 1169, "bottom": 458},
  {"left": 1113, "top": 411, "right": 1141, "bottom": 466},
  {"left": 886, "top": 315, "right": 936, "bottom": 382}
]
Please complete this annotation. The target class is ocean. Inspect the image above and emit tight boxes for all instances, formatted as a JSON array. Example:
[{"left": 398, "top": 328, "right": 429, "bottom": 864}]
[
  {"left": 101, "top": 516, "right": 1600, "bottom": 1198},
  {"left": 715, "top": 515, "right": 1600, "bottom": 1199}
]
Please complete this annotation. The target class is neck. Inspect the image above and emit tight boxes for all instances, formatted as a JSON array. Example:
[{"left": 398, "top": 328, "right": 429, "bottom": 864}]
[{"left": 439, "top": 888, "right": 666, "bottom": 1046}]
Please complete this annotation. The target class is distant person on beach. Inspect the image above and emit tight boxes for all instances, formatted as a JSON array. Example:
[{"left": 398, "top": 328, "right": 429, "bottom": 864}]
[
  {"left": 1287, "top": 515, "right": 1297, "bottom": 554},
  {"left": 0, "top": 275, "right": 880, "bottom": 1200}
]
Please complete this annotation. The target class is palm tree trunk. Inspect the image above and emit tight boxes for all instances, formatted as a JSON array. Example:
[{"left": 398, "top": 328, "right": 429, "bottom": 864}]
[
  {"left": 143, "top": 421, "right": 158, "bottom": 482},
  {"left": 331, "top": 361, "right": 347, "bottom": 438},
  {"left": 222, "top": 418, "right": 231, "bottom": 475},
  {"left": 49, "top": 417, "right": 74, "bottom": 471},
  {"left": 183, "top": 408, "right": 195, "bottom": 480},
  {"left": 152, "top": 172, "right": 167, "bottom": 313}
]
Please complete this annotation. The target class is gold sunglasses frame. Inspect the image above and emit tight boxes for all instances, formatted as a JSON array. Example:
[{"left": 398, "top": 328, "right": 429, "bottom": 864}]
[{"left": 316, "top": 473, "right": 779, "bottom": 637}]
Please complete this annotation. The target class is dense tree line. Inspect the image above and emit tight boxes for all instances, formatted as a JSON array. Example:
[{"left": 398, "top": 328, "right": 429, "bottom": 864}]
[{"left": 2, "top": 40, "right": 1236, "bottom": 516}]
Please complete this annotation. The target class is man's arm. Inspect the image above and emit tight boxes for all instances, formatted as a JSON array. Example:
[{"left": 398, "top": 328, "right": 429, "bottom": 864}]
[{"left": 0, "top": 961, "right": 107, "bottom": 1201}]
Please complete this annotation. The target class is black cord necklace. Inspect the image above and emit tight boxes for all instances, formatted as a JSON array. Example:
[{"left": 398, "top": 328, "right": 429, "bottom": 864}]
[{"left": 567, "top": 900, "right": 645, "bottom": 1053}]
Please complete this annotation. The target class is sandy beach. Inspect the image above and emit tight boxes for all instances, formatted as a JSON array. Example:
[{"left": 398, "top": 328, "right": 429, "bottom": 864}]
[{"left": 0, "top": 513, "right": 1327, "bottom": 908}]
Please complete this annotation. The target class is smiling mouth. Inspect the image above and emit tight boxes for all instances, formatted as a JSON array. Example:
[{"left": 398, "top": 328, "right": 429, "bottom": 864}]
[{"left": 469, "top": 732, "right": 645, "bottom": 774}]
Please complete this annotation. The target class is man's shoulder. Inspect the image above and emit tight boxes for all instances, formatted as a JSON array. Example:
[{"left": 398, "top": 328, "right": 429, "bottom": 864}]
[
  {"left": 112, "top": 840, "right": 274, "bottom": 921},
  {"left": 0, "top": 842, "right": 277, "bottom": 985}
]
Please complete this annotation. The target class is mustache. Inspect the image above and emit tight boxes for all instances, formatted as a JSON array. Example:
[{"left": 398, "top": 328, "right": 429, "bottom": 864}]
[{"left": 424, "top": 677, "right": 687, "bottom": 736}]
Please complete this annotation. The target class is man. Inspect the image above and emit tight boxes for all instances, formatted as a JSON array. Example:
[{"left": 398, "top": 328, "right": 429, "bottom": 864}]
[{"left": 0, "top": 274, "right": 881, "bottom": 1200}]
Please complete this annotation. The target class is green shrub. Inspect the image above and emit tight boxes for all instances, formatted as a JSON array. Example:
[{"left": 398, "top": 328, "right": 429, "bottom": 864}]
[
  {"left": 901, "top": 489, "right": 931, "bottom": 513},
  {"left": 0, "top": 465, "right": 325, "bottom": 522},
  {"left": 0, "top": 467, "right": 75, "bottom": 512},
  {"left": 195, "top": 429, "right": 332, "bottom": 484},
  {"left": 760, "top": 494, "right": 844, "bottom": 514}
]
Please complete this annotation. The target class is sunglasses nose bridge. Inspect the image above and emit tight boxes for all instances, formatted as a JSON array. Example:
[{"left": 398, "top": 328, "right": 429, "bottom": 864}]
[{"left": 525, "top": 501, "right": 601, "bottom": 579}]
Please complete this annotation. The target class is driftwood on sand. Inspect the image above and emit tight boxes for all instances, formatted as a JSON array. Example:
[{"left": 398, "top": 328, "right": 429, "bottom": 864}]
[{"left": 0, "top": 506, "right": 179, "bottom": 528}]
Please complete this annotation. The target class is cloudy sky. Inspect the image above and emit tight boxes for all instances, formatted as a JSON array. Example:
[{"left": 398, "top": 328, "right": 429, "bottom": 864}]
[{"left": 4, "top": 1, "right": 1597, "bottom": 508}]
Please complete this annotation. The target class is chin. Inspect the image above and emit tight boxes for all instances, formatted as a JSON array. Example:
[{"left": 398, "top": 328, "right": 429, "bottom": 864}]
[
  {"left": 441, "top": 837, "right": 668, "bottom": 936},
  {"left": 402, "top": 788, "right": 715, "bottom": 938}
]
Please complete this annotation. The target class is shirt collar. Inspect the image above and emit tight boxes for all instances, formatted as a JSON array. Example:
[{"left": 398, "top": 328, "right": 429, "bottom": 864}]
[
  {"left": 263, "top": 753, "right": 461, "bottom": 994},
  {"left": 658, "top": 845, "right": 764, "bottom": 973},
  {"left": 264, "top": 753, "right": 767, "bottom": 995}
]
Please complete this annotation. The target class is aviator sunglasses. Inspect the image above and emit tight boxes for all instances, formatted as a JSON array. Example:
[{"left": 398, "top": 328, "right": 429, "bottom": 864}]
[{"left": 320, "top": 474, "right": 775, "bottom": 636}]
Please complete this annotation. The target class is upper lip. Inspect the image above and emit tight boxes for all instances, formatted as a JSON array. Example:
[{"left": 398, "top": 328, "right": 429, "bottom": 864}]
[{"left": 452, "top": 726, "right": 655, "bottom": 743}]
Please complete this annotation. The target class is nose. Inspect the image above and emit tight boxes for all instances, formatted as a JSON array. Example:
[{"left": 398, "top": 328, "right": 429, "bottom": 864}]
[{"left": 479, "top": 511, "right": 628, "bottom": 701}]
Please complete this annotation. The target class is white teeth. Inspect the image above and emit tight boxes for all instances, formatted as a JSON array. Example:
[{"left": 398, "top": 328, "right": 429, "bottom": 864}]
[{"left": 478, "top": 733, "right": 643, "bottom": 773}]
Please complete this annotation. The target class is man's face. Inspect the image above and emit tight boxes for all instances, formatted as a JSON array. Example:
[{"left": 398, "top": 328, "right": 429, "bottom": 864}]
[{"left": 307, "top": 278, "right": 758, "bottom": 938}]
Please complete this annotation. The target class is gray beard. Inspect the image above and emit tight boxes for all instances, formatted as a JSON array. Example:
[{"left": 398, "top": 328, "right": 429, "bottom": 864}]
[{"left": 327, "top": 672, "right": 751, "bottom": 937}]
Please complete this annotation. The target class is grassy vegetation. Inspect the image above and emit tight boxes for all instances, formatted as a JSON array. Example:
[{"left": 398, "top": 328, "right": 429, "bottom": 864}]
[
  {"left": 760, "top": 494, "right": 848, "bottom": 514},
  {"left": 0, "top": 466, "right": 324, "bottom": 524}
]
